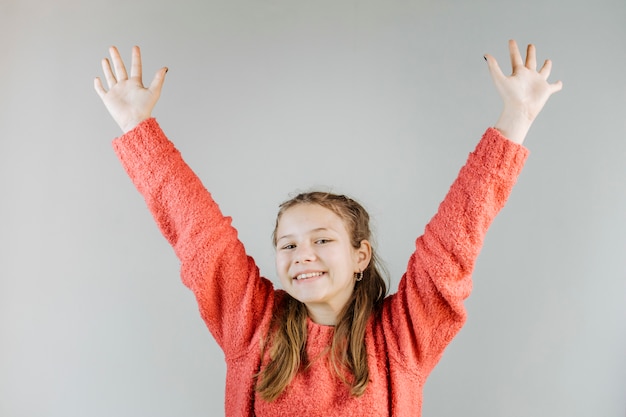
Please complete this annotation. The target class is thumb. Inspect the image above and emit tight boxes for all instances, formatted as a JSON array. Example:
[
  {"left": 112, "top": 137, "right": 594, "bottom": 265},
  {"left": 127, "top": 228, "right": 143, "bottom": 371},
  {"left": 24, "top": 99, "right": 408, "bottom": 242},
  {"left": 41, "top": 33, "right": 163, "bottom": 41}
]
[
  {"left": 550, "top": 79, "right": 564, "bottom": 94},
  {"left": 148, "top": 66, "right": 168, "bottom": 96},
  {"left": 484, "top": 53, "right": 505, "bottom": 84}
]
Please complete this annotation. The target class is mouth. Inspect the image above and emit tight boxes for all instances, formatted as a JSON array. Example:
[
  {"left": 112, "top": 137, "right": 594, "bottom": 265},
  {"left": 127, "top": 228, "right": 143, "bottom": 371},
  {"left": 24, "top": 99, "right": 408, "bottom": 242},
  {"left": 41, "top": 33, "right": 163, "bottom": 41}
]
[{"left": 294, "top": 271, "right": 325, "bottom": 281}]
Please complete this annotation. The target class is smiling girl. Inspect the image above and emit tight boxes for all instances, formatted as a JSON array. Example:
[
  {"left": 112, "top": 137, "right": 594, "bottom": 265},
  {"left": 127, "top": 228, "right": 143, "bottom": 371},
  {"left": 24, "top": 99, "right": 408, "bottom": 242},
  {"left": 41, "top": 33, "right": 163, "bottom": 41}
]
[{"left": 94, "top": 40, "right": 561, "bottom": 416}]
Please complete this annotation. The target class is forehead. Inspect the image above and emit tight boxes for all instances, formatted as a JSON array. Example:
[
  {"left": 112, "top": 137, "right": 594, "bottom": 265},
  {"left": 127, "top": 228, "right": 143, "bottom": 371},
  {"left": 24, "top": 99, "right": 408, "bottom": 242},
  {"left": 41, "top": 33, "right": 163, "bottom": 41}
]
[{"left": 276, "top": 204, "right": 348, "bottom": 236}]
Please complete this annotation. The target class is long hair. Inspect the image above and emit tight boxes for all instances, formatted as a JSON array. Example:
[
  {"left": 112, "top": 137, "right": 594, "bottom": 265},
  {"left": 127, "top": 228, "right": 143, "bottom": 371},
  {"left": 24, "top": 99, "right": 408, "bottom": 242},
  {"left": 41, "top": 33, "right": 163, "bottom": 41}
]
[{"left": 255, "top": 191, "right": 388, "bottom": 401}]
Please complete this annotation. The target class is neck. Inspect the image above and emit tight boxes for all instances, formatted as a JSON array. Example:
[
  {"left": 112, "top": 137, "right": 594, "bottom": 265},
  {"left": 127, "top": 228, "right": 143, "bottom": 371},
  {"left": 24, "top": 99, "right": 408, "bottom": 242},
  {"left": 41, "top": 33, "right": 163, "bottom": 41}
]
[{"left": 305, "top": 303, "right": 340, "bottom": 326}]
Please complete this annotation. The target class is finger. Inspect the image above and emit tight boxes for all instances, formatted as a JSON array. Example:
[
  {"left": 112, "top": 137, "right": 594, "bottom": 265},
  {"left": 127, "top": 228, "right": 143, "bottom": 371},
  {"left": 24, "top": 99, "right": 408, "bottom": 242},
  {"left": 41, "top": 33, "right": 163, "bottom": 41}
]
[
  {"left": 508, "top": 39, "right": 523, "bottom": 72},
  {"left": 148, "top": 66, "right": 169, "bottom": 97},
  {"left": 94, "top": 77, "right": 107, "bottom": 98},
  {"left": 130, "top": 45, "right": 142, "bottom": 84},
  {"left": 525, "top": 44, "right": 537, "bottom": 71},
  {"left": 101, "top": 57, "right": 116, "bottom": 88},
  {"left": 538, "top": 59, "right": 553, "bottom": 79},
  {"left": 484, "top": 53, "right": 505, "bottom": 83},
  {"left": 109, "top": 46, "right": 128, "bottom": 81}
]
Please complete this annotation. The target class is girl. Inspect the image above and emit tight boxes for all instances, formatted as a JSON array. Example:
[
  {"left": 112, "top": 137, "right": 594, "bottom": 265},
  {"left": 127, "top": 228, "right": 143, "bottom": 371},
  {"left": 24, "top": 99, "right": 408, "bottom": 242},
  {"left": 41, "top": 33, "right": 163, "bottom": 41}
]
[{"left": 94, "top": 40, "right": 562, "bottom": 416}]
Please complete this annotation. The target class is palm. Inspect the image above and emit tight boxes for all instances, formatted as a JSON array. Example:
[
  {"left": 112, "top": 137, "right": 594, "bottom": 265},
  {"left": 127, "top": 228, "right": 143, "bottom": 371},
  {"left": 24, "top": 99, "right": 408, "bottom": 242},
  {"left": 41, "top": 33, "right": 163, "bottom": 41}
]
[
  {"left": 94, "top": 46, "right": 167, "bottom": 133},
  {"left": 101, "top": 77, "right": 158, "bottom": 131}
]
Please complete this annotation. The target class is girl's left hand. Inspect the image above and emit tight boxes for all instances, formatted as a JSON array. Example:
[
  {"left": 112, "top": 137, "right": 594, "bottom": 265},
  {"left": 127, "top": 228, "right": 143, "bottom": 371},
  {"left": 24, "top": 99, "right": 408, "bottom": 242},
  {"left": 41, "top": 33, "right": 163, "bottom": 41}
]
[
  {"left": 485, "top": 40, "right": 563, "bottom": 144},
  {"left": 94, "top": 46, "right": 168, "bottom": 133}
]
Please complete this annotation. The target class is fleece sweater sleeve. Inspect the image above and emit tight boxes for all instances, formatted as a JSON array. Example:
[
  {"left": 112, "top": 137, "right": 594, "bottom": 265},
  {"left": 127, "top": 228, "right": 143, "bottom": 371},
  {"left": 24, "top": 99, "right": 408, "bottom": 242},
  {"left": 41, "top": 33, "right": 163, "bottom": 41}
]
[
  {"left": 111, "top": 118, "right": 274, "bottom": 358},
  {"left": 382, "top": 127, "right": 528, "bottom": 376}
]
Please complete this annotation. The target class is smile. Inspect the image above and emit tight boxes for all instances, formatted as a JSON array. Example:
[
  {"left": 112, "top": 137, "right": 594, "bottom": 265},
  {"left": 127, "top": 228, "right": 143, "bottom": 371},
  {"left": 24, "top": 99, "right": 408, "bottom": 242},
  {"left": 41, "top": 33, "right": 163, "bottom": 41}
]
[{"left": 295, "top": 272, "right": 324, "bottom": 280}]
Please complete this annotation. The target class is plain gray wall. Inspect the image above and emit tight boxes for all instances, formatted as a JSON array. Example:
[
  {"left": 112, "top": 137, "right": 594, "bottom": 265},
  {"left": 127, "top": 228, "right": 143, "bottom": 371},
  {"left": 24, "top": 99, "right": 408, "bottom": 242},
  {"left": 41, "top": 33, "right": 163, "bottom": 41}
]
[{"left": 1, "top": 0, "right": 625, "bottom": 416}]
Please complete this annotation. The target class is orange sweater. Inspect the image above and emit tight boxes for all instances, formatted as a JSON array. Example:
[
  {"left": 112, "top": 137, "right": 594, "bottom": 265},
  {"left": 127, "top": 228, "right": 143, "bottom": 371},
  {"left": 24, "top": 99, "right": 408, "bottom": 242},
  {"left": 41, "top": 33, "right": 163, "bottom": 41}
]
[{"left": 113, "top": 118, "right": 528, "bottom": 416}]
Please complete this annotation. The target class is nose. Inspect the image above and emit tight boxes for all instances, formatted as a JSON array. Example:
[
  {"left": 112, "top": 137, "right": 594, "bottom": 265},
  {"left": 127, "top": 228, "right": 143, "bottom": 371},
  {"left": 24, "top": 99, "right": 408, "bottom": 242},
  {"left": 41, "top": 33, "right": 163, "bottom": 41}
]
[{"left": 294, "top": 242, "right": 316, "bottom": 263}]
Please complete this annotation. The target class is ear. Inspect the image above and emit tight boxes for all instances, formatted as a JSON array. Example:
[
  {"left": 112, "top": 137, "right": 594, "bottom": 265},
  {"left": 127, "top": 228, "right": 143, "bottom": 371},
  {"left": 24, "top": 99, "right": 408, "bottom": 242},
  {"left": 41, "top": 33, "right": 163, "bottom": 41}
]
[{"left": 354, "top": 239, "right": 372, "bottom": 272}]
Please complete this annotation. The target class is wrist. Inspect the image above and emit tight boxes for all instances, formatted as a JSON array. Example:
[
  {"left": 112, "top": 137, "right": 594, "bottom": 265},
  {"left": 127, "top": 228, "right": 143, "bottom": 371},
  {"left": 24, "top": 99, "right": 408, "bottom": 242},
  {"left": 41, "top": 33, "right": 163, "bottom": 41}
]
[
  {"left": 120, "top": 115, "right": 151, "bottom": 134},
  {"left": 493, "top": 106, "right": 534, "bottom": 144}
]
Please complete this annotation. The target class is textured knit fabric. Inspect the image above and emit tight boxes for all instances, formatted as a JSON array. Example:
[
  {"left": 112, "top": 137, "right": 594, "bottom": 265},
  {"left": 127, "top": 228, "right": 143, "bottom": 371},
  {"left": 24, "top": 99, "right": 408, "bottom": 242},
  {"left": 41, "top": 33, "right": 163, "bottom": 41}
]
[{"left": 112, "top": 118, "right": 528, "bottom": 417}]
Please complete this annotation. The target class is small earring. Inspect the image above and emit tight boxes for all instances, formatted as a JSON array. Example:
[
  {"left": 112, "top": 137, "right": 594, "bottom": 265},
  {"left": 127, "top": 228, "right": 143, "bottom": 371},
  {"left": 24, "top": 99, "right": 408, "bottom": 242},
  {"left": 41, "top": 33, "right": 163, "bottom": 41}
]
[{"left": 355, "top": 271, "right": 363, "bottom": 281}]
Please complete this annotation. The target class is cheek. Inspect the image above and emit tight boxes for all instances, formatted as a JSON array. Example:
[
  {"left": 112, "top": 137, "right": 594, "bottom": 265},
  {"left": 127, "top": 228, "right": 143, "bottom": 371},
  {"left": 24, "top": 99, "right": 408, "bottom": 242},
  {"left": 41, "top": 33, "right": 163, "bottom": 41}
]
[
  {"left": 275, "top": 258, "right": 293, "bottom": 288},
  {"left": 275, "top": 253, "right": 290, "bottom": 275}
]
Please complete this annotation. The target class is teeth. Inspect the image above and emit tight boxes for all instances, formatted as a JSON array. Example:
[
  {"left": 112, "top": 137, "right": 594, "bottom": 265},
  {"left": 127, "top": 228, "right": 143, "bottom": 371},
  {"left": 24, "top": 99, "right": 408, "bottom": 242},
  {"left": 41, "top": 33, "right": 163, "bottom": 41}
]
[{"left": 296, "top": 272, "right": 324, "bottom": 280}]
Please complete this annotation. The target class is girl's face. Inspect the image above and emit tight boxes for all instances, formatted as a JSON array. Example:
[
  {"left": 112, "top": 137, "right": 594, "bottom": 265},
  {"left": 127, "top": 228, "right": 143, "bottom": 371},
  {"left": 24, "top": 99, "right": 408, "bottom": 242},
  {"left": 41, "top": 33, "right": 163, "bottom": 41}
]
[{"left": 274, "top": 203, "right": 371, "bottom": 325}]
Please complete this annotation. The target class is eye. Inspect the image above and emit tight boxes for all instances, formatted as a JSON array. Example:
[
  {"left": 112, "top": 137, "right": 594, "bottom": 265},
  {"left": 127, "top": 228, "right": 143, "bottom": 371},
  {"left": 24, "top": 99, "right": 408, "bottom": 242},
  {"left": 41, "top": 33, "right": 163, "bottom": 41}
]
[
  {"left": 315, "top": 238, "right": 332, "bottom": 245},
  {"left": 280, "top": 243, "right": 296, "bottom": 250}
]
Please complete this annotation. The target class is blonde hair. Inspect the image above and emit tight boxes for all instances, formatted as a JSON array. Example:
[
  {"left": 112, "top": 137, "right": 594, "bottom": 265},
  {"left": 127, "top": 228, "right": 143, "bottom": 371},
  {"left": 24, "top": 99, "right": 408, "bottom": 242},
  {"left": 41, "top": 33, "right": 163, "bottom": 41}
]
[{"left": 255, "top": 192, "right": 388, "bottom": 401}]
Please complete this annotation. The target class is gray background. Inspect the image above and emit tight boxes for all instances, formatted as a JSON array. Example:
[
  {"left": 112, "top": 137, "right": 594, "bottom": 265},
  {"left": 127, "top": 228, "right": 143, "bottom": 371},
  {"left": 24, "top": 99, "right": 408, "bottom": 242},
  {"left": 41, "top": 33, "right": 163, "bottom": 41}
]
[{"left": 1, "top": 0, "right": 625, "bottom": 416}]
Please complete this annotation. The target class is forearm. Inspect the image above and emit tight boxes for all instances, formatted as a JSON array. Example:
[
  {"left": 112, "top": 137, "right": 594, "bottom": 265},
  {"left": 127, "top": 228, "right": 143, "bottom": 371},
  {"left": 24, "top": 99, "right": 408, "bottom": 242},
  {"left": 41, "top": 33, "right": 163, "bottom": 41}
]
[
  {"left": 112, "top": 118, "right": 219, "bottom": 251},
  {"left": 420, "top": 127, "right": 528, "bottom": 283}
]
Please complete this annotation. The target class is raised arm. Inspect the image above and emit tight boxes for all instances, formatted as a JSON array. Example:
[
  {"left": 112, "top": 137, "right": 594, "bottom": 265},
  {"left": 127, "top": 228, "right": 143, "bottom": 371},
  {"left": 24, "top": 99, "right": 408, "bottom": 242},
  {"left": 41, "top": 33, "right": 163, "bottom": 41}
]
[
  {"left": 383, "top": 40, "right": 562, "bottom": 374},
  {"left": 94, "top": 47, "right": 275, "bottom": 357}
]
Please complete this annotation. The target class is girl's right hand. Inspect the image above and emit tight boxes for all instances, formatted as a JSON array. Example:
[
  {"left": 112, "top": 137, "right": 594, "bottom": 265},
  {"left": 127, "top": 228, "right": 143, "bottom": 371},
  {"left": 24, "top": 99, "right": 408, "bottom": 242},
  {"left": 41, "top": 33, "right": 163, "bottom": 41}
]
[{"left": 94, "top": 46, "right": 168, "bottom": 133}]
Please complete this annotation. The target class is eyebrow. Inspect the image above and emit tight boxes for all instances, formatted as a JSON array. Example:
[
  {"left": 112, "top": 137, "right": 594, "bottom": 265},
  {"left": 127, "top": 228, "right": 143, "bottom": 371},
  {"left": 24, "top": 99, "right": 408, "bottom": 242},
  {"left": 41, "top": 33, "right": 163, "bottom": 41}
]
[{"left": 276, "top": 227, "right": 332, "bottom": 242}]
